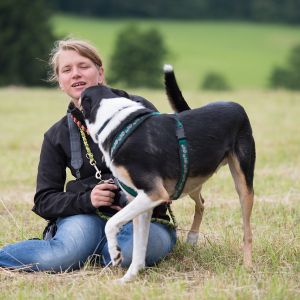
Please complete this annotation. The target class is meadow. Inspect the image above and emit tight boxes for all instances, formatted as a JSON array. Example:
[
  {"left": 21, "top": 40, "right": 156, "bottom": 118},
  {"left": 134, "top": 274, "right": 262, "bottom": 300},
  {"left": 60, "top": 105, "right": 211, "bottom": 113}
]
[
  {"left": 1, "top": 14, "right": 300, "bottom": 300},
  {"left": 52, "top": 15, "right": 300, "bottom": 90},
  {"left": 0, "top": 86, "right": 299, "bottom": 299}
]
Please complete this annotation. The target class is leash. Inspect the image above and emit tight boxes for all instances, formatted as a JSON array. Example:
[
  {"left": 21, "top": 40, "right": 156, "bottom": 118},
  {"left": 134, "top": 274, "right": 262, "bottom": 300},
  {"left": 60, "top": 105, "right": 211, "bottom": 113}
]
[{"left": 79, "top": 127, "right": 103, "bottom": 181}]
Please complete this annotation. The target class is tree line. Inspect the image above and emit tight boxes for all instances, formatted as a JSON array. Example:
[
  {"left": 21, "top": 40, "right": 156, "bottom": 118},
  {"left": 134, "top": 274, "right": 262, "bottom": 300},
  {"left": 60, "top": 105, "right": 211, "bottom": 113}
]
[
  {"left": 52, "top": 0, "right": 300, "bottom": 24},
  {"left": 1, "top": 0, "right": 300, "bottom": 88}
]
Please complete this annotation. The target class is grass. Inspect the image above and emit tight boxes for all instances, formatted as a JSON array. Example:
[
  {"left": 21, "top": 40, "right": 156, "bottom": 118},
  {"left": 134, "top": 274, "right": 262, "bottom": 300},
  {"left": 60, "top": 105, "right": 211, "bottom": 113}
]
[
  {"left": 0, "top": 87, "right": 299, "bottom": 299},
  {"left": 52, "top": 15, "right": 300, "bottom": 89}
]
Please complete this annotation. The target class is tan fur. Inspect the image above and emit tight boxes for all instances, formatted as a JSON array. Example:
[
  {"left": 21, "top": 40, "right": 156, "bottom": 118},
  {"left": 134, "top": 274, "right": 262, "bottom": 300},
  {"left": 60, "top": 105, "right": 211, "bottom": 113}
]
[
  {"left": 148, "top": 181, "right": 170, "bottom": 202},
  {"left": 115, "top": 154, "right": 253, "bottom": 268},
  {"left": 115, "top": 166, "right": 169, "bottom": 203},
  {"left": 188, "top": 187, "right": 205, "bottom": 233},
  {"left": 228, "top": 153, "right": 254, "bottom": 268}
]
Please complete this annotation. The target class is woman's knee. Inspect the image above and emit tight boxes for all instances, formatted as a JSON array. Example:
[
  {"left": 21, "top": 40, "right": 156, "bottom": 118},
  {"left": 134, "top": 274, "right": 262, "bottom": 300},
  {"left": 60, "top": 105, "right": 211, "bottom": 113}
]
[
  {"left": 145, "top": 223, "right": 177, "bottom": 266},
  {"left": 104, "top": 222, "right": 176, "bottom": 268},
  {"left": 52, "top": 214, "right": 107, "bottom": 264},
  {"left": 55, "top": 214, "right": 106, "bottom": 247}
]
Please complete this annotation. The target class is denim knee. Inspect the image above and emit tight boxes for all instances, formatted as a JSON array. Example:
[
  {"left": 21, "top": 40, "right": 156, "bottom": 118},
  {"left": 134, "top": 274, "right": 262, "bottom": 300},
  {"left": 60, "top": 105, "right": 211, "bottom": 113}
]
[{"left": 101, "top": 221, "right": 176, "bottom": 268}]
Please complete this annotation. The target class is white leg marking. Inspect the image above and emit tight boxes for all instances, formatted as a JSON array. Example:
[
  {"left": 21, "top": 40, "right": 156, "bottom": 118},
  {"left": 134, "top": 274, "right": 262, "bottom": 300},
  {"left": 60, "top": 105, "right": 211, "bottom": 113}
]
[
  {"left": 118, "top": 210, "right": 152, "bottom": 283},
  {"left": 105, "top": 191, "right": 164, "bottom": 278}
]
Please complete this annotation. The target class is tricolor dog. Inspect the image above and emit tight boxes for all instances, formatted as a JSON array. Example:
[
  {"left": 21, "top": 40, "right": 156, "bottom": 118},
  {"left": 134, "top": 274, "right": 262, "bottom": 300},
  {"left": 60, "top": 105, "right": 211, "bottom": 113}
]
[{"left": 80, "top": 65, "right": 255, "bottom": 283}]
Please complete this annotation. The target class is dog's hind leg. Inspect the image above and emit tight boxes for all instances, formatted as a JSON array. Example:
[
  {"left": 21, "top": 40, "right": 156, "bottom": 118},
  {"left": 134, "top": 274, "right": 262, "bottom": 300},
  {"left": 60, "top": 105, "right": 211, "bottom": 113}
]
[
  {"left": 228, "top": 153, "right": 254, "bottom": 268},
  {"left": 186, "top": 186, "right": 205, "bottom": 245}
]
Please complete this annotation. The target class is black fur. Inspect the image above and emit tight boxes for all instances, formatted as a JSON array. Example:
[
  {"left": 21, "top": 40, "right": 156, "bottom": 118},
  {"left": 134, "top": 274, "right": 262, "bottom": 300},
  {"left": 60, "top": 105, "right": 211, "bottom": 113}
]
[
  {"left": 81, "top": 86, "right": 255, "bottom": 195},
  {"left": 164, "top": 66, "right": 191, "bottom": 111},
  {"left": 164, "top": 66, "right": 255, "bottom": 189}
]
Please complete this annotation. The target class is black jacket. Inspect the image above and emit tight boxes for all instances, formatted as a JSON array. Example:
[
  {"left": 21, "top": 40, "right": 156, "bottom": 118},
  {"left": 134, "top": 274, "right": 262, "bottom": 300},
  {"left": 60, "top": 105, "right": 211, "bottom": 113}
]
[{"left": 32, "top": 89, "right": 168, "bottom": 221}]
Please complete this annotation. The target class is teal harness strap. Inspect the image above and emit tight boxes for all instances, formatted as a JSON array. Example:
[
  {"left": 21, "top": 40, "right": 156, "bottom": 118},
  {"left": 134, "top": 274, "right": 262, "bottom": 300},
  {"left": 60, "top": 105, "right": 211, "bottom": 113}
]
[
  {"left": 110, "top": 111, "right": 160, "bottom": 158},
  {"left": 114, "top": 113, "right": 189, "bottom": 200},
  {"left": 171, "top": 114, "right": 189, "bottom": 200},
  {"left": 111, "top": 111, "right": 159, "bottom": 198},
  {"left": 118, "top": 180, "right": 138, "bottom": 197}
]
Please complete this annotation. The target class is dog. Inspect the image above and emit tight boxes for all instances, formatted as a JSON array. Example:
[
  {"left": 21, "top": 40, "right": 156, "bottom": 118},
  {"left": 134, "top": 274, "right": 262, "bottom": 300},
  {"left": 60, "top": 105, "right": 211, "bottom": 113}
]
[{"left": 80, "top": 65, "right": 255, "bottom": 283}]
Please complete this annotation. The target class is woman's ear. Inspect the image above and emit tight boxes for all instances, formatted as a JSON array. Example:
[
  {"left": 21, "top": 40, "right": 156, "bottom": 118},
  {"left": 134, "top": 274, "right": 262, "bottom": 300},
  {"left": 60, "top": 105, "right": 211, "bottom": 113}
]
[
  {"left": 98, "top": 66, "right": 105, "bottom": 85},
  {"left": 59, "top": 81, "right": 64, "bottom": 91}
]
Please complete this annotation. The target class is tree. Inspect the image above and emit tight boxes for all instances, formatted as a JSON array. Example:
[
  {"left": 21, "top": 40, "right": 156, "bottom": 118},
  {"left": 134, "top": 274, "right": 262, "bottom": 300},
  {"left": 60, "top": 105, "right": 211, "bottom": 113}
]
[
  {"left": 270, "top": 44, "right": 300, "bottom": 90},
  {"left": 0, "top": 0, "right": 56, "bottom": 86},
  {"left": 201, "top": 72, "right": 231, "bottom": 91},
  {"left": 107, "top": 24, "right": 168, "bottom": 88}
]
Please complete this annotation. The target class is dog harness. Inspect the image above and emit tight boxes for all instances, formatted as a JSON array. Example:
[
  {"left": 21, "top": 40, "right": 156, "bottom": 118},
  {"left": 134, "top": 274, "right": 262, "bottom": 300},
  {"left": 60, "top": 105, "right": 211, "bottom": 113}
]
[
  {"left": 108, "top": 111, "right": 190, "bottom": 200},
  {"left": 69, "top": 112, "right": 178, "bottom": 228}
]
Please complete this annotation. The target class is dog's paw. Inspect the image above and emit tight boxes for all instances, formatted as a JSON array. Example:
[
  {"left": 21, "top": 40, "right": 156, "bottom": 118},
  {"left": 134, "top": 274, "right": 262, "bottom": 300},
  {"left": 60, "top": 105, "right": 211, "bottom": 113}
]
[
  {"left": 112, "top": 275, "right": 133, "bottom": 285},
  {"left": 186, "top": 231, "right": 199, "bottom": 245},
  {"left": 110, "top": 245, "right": 123, "bottom": 266}
]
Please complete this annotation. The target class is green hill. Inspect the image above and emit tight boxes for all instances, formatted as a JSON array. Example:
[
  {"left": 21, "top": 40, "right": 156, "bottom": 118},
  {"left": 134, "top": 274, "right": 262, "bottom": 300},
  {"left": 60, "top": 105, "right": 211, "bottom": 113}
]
[{"left": 53, "top": 15, "right": 300, "bottom": 90}]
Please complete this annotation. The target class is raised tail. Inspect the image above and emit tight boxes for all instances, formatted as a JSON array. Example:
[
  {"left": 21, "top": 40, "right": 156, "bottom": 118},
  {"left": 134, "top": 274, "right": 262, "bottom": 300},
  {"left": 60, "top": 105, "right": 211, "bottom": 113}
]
[{"left": 164, "top": 64, "right": 191, "bottom": 112}]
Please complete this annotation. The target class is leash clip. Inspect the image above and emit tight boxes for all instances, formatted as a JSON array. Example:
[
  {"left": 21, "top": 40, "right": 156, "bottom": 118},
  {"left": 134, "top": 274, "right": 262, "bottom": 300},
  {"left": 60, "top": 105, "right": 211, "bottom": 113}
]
[
  {"left": 89, "top": 159, "right": 102, "bottom": 180},
  {"left": 97, "top": 178, "right": 115, "bottom": 185}
]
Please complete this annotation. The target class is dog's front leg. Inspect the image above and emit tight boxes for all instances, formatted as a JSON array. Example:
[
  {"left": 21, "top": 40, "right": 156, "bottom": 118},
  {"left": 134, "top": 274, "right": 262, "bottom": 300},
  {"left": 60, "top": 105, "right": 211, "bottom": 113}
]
[
  {"left": 104, "top": 191, "right": 164, "bottom": 281},
  {"left": 121, "top": 210, "right": 152, "bottom": 283}
]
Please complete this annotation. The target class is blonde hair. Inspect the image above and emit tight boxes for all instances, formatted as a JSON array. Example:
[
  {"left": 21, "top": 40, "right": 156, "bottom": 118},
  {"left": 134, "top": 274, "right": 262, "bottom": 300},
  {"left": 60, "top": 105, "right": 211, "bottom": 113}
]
[{"left": 48, "top": 38, "right": 103, "bottom": 83}]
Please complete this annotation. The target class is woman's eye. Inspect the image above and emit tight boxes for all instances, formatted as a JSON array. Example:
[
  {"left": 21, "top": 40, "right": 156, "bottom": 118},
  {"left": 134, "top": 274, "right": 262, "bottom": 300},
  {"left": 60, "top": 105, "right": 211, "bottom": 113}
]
[{"left": 62, "top": 68, "right": 71, "bottom": 73}]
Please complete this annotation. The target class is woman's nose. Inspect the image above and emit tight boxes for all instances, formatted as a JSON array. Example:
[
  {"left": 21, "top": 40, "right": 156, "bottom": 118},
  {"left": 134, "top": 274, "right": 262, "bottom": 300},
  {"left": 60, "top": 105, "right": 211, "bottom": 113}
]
[{"left": 71, "top": 67, "right": 81, "bottom": 78}]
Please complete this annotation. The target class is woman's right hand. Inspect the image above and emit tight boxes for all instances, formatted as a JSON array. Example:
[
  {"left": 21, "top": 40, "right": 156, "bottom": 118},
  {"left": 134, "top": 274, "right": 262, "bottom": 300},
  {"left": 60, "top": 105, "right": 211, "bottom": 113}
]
[{"left": 90, "top": 183, "right": 118, "bottom": 208}]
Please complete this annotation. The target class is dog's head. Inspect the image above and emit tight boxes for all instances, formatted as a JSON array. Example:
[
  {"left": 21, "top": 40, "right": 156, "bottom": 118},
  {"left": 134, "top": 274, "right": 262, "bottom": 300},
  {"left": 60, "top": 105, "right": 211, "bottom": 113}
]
[
  {"left": 80, "top": 85, "right": 118, "bottom": 124},
  {"left": 80, "top": 85, "right": 144, "bottom": 143}
]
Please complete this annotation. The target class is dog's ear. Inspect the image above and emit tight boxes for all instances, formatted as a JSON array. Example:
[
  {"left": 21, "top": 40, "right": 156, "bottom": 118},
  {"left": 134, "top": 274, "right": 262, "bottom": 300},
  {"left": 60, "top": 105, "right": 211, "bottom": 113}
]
[
  {"left": 110, "top": 87, "right": 130, "bottom": 99},
  {"left": 81, "top": 94, "right": 92, "bottom": 120}
]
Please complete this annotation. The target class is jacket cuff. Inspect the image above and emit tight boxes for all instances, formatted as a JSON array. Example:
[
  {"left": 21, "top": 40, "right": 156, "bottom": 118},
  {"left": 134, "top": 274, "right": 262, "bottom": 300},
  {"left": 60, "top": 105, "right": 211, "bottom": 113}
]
[{"left": 82, "top": 191, "right": 97, "bottom": 213}]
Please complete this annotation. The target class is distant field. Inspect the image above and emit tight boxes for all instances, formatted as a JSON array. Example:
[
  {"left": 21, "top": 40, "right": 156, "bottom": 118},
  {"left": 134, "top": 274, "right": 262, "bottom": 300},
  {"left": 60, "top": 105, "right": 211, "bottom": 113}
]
[
  {"left": 0, "top": 87, "right": 299, "bottom": 299},
  {"left": 53, "top": 14, "right": 300, "bottom": 89}
]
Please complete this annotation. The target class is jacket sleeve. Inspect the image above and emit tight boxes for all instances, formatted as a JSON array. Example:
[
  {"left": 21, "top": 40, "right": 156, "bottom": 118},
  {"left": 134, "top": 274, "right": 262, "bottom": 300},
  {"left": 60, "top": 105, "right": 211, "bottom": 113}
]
[{"left": 32, "top": 134, "right": 96, "bottom": 220}]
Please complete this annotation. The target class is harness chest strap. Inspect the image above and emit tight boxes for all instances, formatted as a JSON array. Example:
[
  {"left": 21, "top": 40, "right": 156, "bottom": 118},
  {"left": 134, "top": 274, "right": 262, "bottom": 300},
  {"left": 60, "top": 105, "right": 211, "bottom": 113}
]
[{"left": 171, "top": 114, "right": 189, "bottom": 200}]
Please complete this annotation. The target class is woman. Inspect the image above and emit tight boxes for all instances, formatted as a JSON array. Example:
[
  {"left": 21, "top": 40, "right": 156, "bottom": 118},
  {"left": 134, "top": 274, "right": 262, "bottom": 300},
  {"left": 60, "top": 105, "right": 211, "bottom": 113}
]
[{"left": 0, "top": 39, "right": 176, "bottom": 272}]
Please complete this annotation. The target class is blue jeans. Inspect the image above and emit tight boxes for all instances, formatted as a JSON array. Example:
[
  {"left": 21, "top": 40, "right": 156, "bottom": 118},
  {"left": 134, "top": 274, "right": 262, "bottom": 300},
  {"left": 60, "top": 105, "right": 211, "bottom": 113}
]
[{"left": 0, "top": 214, "right": 176, "bottom": 272}]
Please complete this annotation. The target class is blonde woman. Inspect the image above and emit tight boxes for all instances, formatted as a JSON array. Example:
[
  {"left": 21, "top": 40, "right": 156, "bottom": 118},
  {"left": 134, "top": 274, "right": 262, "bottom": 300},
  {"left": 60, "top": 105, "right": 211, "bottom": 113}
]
[{"left": 0, "top": 39, "right": 176, "bottom": 271}]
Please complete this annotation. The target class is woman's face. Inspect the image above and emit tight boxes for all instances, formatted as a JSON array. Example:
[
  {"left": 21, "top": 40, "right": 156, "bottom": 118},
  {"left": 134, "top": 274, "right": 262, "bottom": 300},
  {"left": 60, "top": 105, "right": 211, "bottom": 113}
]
[{"left": 57, "top": 50, "right": 104, "bottom": 104}]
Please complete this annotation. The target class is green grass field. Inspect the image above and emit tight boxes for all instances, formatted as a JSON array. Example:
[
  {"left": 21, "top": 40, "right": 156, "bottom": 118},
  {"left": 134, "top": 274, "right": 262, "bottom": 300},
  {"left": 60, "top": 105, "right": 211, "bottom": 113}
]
[
  {"left": 52, "top": 15, "right": 300, "bottom": 90},
  {"left": 0, "top": 87, "right": 299, "bottom": 299}
]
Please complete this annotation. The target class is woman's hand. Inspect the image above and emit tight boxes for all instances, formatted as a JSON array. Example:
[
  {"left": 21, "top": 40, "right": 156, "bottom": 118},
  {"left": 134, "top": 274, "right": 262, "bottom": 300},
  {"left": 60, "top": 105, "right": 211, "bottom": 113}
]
[{"left": 90, "top": 183, "right": 118, "bottom": 208}]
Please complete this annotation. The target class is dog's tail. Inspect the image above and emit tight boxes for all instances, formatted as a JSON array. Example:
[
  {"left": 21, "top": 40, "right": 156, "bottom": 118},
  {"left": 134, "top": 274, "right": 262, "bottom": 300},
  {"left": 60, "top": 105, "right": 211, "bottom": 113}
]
[{"left": 164, "top": 64, "right": 191, "bottom": 112}]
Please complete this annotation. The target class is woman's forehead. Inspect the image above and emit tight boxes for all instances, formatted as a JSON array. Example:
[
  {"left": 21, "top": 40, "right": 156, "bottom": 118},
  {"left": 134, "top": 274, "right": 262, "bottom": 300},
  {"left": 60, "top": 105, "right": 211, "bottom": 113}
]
[{"left": 58, "top": 50, "right": 91, "bottom": 67}]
